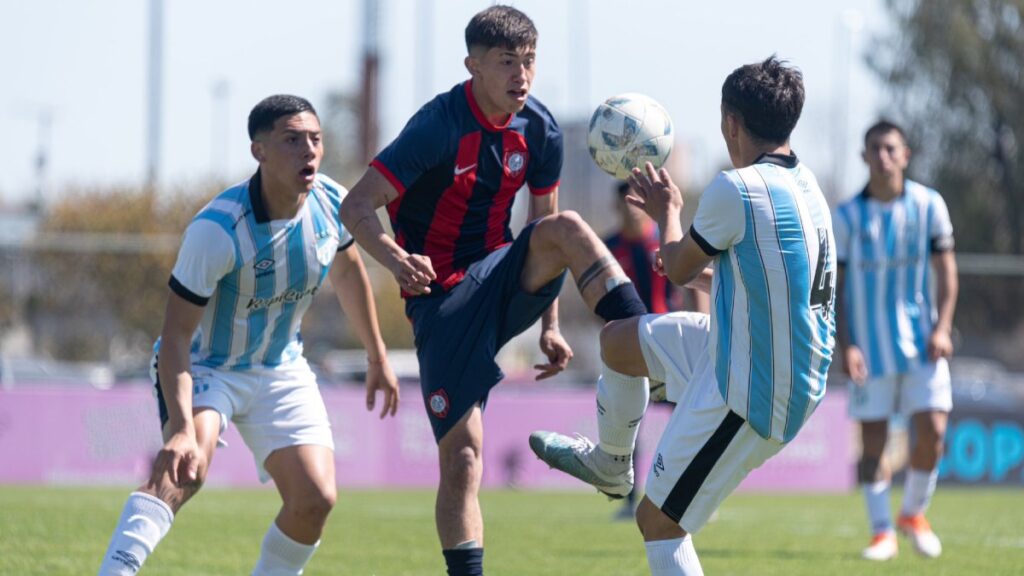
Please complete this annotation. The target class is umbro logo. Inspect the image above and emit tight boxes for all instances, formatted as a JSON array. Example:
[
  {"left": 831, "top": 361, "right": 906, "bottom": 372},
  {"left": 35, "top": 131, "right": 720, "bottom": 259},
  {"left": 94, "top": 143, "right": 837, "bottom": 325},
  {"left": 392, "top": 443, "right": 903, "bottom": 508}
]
[
  {"left": 654, "top": 453, "right": 665, "bottom": 478},
  {"left": 254, "top": 259, "right": 274, "bottom": 271},
  {"left": 454, "top": 163, "right": 476, "bottom": 176}
]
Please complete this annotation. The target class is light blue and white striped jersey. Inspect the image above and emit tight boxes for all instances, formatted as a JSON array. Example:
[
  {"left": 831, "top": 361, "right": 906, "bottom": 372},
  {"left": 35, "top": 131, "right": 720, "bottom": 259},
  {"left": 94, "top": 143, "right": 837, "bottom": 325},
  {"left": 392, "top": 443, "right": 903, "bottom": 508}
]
[
  {"left": 158, "top": 171, "right": 353, "bottom": 370},
  {"left": 691, "top": 153, "right": 836, "bottom": 442},
  {"left": 834, "top": 179, "right": 954, "bottom": 378}
]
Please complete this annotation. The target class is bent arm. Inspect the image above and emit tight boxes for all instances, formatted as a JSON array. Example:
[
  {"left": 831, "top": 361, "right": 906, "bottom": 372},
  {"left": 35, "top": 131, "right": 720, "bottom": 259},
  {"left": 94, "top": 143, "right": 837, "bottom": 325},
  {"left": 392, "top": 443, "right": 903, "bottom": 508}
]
[
  {"left": 661, "top": 226, "right": 715, "bottom": 289},
  {"left": 340, "top": 167, "right": 405, "bottom": 273}
]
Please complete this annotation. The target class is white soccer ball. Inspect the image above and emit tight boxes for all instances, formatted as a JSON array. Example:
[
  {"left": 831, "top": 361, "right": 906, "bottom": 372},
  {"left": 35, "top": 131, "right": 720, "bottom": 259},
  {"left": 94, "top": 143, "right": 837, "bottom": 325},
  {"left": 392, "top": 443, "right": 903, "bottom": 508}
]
[{"left": 587, "top": 93, "right": 674, "bottom": 180}]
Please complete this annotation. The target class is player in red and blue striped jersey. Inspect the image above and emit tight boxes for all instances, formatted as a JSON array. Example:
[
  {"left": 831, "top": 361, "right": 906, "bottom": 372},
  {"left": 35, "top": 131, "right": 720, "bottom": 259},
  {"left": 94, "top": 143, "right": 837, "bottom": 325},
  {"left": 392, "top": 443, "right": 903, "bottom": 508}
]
[{"left": 341, "top": 6, "right": 647, "bottom": 576}]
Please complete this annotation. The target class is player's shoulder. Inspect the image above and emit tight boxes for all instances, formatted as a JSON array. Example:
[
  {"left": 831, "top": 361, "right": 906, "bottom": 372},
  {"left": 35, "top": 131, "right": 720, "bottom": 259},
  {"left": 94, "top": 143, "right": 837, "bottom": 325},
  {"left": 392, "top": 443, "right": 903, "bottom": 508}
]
[
  {"left": 905, "top": 179, "right": 945, "bottom": 205},
  {"left": 192, "top": 178, "right": 251, "bottom": 229},
  {"left": 313, "top": 173, "right": 348, "bottom": 202},
  {"left": 521, "top": 94, "right": 559, "bottom": 128}
]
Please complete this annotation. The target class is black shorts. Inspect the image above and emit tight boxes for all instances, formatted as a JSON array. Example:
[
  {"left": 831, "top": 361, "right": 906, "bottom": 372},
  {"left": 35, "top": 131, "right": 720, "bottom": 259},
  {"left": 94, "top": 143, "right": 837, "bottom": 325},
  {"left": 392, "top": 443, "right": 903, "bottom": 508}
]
[{"left": 406, "top": 221, "right": 566, "bottom": 442}]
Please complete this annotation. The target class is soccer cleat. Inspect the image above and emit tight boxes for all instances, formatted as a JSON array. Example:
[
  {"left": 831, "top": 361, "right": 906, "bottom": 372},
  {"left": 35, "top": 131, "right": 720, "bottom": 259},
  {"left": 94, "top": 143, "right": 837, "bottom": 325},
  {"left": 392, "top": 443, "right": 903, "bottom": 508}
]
[
  {"left": 861, "top": 532, "right": 898, "bottom": 561},
  {"left": 529, "top": 431, "right": 633, "bottom": 499},
  {"left": 897, "top": 514, "right": 942, "bottom": 558}
]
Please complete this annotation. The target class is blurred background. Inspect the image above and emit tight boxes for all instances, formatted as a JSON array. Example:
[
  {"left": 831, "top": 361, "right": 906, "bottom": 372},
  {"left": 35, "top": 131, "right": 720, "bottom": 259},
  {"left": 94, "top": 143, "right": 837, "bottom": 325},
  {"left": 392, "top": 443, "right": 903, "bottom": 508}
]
[{"left": 0, "top": 0, "right": 1022, "bottom": 491}]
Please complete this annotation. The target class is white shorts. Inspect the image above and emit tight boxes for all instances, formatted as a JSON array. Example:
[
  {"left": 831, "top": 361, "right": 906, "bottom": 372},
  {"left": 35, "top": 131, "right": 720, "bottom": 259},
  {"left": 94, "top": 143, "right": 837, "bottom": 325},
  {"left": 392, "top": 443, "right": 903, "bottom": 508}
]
[
  {"left": 638, "top": 312, "right": 783, "bottom": 535},
  {"left": 847, "top": 358, "right": 952, "bottom": 421},
  {"left": 154, "top": 356, "right": 334, "bottom": 483}
]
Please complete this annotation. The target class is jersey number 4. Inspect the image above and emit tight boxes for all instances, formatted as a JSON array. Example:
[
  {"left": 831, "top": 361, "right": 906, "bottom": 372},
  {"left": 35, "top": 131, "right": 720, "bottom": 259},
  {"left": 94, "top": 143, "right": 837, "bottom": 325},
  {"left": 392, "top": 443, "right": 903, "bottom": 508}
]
[{"left": 810, "top": 227, "right": 835, "bottom": 319}]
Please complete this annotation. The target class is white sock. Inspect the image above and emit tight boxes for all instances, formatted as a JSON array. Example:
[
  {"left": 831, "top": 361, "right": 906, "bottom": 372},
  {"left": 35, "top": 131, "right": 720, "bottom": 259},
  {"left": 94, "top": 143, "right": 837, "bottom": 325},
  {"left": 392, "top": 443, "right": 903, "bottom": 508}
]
[
  {"left": 644, "top": 535, "right": 703, "bottom": 576},
  {"left": 97, "top": 492, "right": 174, "bottom": 575},
  {"left": 863, "top": 480, "right": 893, "bottom": 535},
  {"left": 901, "top": 468, "right": 938, "bottom": 517},
  {"left": 252, "top": 522, "right": 320, "bottom": 576},
  {"left": 596, "top": 362, "right": 649, "bottom": 462}
]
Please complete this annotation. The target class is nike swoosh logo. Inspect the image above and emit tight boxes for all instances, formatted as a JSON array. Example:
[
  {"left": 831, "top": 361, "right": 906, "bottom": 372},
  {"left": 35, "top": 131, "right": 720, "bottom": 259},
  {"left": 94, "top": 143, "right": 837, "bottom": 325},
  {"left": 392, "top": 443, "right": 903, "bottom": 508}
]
[{"left": 454, "top": 164, "right": 476, "bottom": 176}]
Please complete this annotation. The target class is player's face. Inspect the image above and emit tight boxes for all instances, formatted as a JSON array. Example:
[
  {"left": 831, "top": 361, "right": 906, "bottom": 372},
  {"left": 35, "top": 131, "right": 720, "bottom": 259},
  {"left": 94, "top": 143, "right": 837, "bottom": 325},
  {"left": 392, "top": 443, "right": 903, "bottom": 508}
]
[
  {"left": 251, "top": 112, "right": 323, "bottom": 194},
  {"left": 466, "top": 45, "right": 536, "bottom": 118},
  {"left": 863, "top": 130, "right": 910, "bottom": 178}
]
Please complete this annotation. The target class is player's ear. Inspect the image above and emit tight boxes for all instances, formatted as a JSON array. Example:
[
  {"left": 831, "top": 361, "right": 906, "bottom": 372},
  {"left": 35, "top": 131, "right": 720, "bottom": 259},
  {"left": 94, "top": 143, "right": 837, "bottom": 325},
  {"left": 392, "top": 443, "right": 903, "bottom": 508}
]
[
  {"left": 464, "top": 55, "right": 477, "bottom": 77},
  {"left": 251, "top": 141, "right": 264, "bottom": 163}
]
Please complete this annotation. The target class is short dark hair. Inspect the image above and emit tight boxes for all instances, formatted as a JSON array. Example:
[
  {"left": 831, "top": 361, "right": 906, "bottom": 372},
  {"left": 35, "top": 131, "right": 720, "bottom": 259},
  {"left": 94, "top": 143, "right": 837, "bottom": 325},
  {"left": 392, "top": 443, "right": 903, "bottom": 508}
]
[
  {"left": 247, "top": 95, "right": 317, "bottom": 140},
  {"left": 864, "top": 119, "right": 908, "bottom": 147},
  {"left": 721, "top": 56, "right": 804, "bottom": 144},
  {"left": 465, "top": 5, "right": 537, "bottom": 52}
]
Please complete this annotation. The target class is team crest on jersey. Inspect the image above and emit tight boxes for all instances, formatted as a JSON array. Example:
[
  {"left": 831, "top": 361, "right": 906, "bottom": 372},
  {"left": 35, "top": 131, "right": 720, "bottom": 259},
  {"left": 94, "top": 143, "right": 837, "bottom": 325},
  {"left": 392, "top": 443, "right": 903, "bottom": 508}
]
[
  {"left": 505, "top": 150, "right": 526, "bottom": 177},
  {"left": 316, "top": 234, "right": 337, "bottom": 266},
  {"left": 428, "top": 389, "right": 450, "bottom": 419}
]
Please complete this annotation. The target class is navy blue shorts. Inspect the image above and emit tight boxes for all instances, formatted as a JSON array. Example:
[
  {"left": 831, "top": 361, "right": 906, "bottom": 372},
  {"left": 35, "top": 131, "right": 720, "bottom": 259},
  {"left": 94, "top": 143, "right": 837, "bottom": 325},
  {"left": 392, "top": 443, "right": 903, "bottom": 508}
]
[{"left": 406, "top": 221, "right": 566, "bottom": 442}]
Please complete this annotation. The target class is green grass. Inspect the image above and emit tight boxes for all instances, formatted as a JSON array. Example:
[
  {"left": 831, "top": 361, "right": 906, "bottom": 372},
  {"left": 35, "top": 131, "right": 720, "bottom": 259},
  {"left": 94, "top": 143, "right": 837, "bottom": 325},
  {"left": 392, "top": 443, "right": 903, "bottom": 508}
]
[{"left": 0, "top": 486, "right": 1021, "bottom": 575}]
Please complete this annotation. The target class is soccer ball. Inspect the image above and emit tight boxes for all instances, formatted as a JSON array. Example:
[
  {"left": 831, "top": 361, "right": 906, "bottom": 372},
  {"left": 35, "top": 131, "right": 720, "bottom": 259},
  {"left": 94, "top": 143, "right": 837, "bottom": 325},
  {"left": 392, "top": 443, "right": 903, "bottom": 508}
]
[{"left": 587, "top": 93, "right": 674, "bottom": 180}]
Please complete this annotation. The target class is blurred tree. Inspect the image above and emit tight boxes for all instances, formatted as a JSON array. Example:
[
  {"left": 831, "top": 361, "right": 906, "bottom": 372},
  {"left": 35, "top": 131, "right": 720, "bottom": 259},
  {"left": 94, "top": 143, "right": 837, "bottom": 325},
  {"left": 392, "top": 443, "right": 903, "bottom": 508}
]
[
  {"left": 870, "top": 0, "right": 1023, "bottom": 254},
  {"left": 35, "top": 187, "right": 210, "bottom": 362},
  {"left": 870, "top": 0, "right": 1024, "bottom": 354}
]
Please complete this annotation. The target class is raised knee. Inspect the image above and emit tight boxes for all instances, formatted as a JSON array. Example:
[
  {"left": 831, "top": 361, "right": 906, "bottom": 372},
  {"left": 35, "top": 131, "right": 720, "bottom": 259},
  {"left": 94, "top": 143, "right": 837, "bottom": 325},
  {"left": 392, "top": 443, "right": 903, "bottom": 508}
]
[{"left": 538, "top": 210, "right": 586, "bottom": 242}]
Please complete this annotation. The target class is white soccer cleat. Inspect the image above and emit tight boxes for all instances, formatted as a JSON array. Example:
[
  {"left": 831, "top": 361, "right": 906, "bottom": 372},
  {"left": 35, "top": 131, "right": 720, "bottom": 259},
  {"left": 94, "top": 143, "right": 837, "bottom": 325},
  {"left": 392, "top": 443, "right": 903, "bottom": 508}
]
[
  {"left": 529, "top": 431, "right": 633, "bottom": 499},
  {"left": 861, "top": 532, "right": 898, "bottom": 561},
  {"left": 898, "top": 514, "right": 942, "bottom": 558}
]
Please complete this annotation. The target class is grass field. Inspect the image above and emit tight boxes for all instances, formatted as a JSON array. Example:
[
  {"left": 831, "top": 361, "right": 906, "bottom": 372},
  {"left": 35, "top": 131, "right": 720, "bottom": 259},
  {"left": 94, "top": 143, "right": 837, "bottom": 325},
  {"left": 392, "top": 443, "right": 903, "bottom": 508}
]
[{"left": 1, "top": 486, "right": 1021, "bottom": 575}]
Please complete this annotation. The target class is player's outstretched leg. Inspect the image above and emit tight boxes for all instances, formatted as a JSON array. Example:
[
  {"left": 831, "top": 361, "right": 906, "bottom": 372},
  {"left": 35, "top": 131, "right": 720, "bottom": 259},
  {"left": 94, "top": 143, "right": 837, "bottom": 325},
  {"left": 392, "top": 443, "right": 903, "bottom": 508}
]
[
  {"left": 522, "top": 211, "right": 647, "bottom": 322},
  {"left": 530, "top": 318, "right": 650, "bottom": 498},
  {"left": 97, "top": 410, "right": 220, "bottom": 575}
]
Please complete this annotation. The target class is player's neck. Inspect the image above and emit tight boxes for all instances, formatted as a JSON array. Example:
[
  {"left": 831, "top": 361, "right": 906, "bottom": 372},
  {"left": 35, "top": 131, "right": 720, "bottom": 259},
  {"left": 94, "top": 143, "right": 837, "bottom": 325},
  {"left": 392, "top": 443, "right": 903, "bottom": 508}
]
[
  {"left": 867, "top": 174, "right": 904, "bottom": 202},
  {"left": 738, "top": 140, "right": 791, "bottom": 168},
  {"left": 469, "top": 81, "right": 513, "bottom": 126},
  {"left": 261, "top": 174, "right": 309, "bottom": 221}
]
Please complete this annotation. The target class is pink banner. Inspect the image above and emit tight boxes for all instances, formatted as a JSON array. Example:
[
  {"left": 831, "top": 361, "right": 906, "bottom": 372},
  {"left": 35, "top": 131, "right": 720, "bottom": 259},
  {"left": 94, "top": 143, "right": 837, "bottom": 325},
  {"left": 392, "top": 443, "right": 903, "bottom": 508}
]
[{"left": 0, "top": 384, "right": 852, "bottom": 491}]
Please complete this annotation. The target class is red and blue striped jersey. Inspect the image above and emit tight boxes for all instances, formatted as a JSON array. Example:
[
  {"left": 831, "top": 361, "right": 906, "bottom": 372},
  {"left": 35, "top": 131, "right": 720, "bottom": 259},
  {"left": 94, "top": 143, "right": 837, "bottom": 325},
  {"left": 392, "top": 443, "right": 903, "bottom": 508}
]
[{"left": 371, "top": 80, "right": 562, "bottom": 295}]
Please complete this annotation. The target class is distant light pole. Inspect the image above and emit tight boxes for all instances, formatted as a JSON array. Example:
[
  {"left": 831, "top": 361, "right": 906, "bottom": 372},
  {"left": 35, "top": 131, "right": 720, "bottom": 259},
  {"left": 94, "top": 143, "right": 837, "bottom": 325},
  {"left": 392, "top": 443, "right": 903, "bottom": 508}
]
[
  {"left": 146, "top": 0, "right": 164, "bottom": 191},
  {"left": 210, "top": 79, "right": 230, "bottom": 182},
  {"left": 360, "top": 0, "right": 380, "bottom": 166},
  {"left": 833, "top": 8, "right": 863, "bottom": 202},
  {"left": 34, "top": 110, "right": 51, "bottom": 210},
  {"left": 415, "top": 0, "right": 434, "bottom": 106}
]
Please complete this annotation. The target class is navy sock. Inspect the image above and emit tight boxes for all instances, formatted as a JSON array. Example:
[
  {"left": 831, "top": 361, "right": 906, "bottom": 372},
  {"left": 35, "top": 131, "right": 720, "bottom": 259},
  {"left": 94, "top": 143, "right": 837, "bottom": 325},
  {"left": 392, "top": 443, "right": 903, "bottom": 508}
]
[
  {"left": 594, "top": 283, "right": 647, "bottom": 321},
  {"left": 443, "top": 547, "right": 484, "bottom": 576}
]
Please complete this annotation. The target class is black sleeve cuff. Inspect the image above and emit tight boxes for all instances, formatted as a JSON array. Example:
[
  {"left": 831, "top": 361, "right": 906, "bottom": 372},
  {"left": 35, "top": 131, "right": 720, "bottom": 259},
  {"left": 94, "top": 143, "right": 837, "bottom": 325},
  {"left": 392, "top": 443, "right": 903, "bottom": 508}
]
[
  {"left": 690, "top": 225, "right": 722, "bottom": 256},
  {"left": 169, "top": 275, "right": 209, "bottom": 307},
  {"left": 337, "top": 237, "right": 356, "bottom": 252},
  {"left": 931, "top": 236, "right": 955, "bottom": 253}
]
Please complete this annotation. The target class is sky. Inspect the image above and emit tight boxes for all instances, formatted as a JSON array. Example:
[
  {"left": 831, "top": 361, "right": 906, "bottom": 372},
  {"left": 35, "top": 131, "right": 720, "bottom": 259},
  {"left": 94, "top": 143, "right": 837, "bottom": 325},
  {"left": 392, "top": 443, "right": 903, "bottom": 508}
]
[{"left": 0, "top": 0, "right": 893, "bottom": 205}]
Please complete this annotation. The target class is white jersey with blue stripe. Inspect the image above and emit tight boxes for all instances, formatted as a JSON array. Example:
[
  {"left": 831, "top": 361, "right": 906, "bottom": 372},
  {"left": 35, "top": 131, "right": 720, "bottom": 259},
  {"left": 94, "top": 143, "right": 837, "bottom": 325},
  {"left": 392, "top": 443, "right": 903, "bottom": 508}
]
[
  {"left": 159, "top": 171, "right": 354, "bottom": 370},
  {"left": 691, "top": 153, "right": 836, "bottom": 443},
  {"left": 834, "top": 179, "right": 954, "bottom": 378}
]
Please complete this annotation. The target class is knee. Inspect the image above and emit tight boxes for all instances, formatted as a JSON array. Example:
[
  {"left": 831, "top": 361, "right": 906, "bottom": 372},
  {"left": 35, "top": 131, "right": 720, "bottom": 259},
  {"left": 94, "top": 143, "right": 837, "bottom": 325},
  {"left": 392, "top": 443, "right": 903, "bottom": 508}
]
[
  {"left": 537, "top": 211, "right": 587, "bottom": 244},
  {"left": 440, "top": 444, "right": 482, "bottom": 487},
  {"left": 287, "top": 484, "right": 337, "bottom": 523},
  {"left": 635, "top": 500, "right": 685, "bottom": 541}
]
